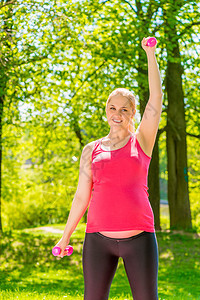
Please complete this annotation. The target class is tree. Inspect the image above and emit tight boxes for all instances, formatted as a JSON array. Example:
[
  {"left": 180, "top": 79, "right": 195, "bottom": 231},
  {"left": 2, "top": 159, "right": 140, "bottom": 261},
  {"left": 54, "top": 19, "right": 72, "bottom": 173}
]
[
  {"left": 163, "top": 0, "right": 199, "bottom": 229},
  {"left": 1, "top": 0, "right": 199, "bottom": 232}
]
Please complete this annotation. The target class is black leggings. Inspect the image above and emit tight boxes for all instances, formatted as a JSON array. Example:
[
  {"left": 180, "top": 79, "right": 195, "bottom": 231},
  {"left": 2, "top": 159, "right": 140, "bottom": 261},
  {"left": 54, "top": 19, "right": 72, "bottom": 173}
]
[{"left": 82, "top": 231, "right": 158, "bottom": 300}]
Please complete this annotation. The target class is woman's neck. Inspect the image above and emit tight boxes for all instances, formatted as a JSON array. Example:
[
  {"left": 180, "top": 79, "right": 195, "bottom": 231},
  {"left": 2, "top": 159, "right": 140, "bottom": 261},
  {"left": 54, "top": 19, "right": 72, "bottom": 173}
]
[{"left": 106, "top": 130, "right": 133, "bottom": 145}]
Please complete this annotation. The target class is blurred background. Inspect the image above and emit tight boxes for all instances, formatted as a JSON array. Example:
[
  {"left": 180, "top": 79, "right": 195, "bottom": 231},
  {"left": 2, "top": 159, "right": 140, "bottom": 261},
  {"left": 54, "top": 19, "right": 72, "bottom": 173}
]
[{"left": 0, "top": 0, "right": 199, "bottom": 299}]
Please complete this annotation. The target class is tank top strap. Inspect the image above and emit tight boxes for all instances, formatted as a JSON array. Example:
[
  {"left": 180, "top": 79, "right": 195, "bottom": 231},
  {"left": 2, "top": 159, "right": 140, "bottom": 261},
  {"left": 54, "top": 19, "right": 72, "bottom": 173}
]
[{"left": 91, "top": 138, "right": 102, "bottom": 161}]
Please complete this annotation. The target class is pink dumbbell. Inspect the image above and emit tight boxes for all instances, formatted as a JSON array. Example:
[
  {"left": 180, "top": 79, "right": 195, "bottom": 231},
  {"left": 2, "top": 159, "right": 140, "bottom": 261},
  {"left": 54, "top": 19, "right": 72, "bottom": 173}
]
[
  {"left": 146, "top": 37, "right": 157, "bottom": 47},
  {"left": 52, "top": 245, "right": 73, "bottom": 256}
]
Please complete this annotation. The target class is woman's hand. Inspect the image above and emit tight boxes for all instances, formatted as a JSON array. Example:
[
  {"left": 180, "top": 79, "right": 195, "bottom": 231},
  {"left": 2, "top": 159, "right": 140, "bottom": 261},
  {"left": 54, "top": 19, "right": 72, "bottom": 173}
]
[
  {"left": 141, "top": 37, "right": 157, "bottom": 54},
  {"left": 54, "top": 237, "right": 70, "bottom": 258}
]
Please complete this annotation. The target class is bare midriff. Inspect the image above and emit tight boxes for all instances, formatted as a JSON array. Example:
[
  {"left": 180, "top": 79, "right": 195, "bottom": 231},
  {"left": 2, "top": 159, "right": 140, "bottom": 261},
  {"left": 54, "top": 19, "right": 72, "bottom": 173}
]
[{"left": 99, "top": 230, "right": 144, "bottom": 238}]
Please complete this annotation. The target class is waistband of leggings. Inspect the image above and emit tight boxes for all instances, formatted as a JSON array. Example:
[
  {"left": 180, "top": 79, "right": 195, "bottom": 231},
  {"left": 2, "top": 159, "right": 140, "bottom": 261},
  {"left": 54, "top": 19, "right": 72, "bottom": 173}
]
[{"left": 93, "top": 231, "right": 150, "bottom": 241}]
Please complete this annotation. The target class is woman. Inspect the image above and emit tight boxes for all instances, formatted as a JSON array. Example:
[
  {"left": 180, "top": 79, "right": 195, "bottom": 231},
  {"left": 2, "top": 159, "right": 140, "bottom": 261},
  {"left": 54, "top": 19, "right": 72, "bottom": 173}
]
[{"left": 54, "top": 37, "right": 163, "bottom": 300}]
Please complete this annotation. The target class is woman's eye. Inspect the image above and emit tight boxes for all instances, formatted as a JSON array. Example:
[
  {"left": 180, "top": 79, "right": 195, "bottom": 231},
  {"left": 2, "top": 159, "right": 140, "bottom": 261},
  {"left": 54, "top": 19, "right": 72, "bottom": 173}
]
[{"left": 110, "top": 107, "right": 127, "bottom": 112}]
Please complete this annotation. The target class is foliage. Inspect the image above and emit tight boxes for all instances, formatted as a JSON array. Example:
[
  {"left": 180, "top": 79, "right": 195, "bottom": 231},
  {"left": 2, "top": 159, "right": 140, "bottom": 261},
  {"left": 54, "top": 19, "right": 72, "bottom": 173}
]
[{"left": 1, "top": 0, "right": 200, "bottom": 231}]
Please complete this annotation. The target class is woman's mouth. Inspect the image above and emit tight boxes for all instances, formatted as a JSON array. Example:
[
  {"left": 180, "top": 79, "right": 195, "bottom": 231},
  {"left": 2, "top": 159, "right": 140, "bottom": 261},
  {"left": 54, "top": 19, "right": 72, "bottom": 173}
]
[{"left": 112, "top": 119, "right": 122, "bottom": 123}]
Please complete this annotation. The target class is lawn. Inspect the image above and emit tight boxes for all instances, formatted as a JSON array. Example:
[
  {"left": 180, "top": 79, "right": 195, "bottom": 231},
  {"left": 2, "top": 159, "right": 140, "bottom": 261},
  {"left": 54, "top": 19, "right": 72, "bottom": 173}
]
[{"left": 0, "top": 222, "right": 199, "bottom": 300}]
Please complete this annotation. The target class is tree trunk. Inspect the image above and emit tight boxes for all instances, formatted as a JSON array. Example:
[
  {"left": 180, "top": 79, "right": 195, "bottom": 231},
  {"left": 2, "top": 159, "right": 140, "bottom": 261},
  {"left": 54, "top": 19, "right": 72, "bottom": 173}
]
[
  {"left": 148, "top": 134, "right": 161, "bottom": 230},
  {"left": 165, "top": 19, "right": 192, "bottom": 230},
  {"left": 137, "top": 73, "right": 161, "bottom": 231}
]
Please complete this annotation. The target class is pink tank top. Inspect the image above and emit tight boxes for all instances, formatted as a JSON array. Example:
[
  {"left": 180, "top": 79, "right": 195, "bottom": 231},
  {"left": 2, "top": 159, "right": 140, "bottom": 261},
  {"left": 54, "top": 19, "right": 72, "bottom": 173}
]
[{"left": 85, "top": 133, "right": 155, "bottom": 233}]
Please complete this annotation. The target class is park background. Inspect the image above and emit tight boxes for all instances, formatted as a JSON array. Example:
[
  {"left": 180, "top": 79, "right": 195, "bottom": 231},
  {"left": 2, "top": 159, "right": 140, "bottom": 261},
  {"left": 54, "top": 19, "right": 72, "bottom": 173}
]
[{"left": 0, "top": 0, "right": 199, "bottom": 299}]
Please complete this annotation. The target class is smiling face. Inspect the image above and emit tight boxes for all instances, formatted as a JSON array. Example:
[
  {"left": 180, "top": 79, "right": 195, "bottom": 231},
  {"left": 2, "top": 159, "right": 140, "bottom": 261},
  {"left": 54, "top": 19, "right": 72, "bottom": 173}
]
[{"left": 106, "top": 95, "right": 136, "bottom": 133}]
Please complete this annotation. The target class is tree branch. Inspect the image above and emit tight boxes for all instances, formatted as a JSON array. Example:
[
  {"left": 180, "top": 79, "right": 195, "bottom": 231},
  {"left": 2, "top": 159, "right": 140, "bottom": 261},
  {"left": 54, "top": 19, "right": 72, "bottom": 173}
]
[
  {"left": 91, "top": 0, "right": 137, "bottom": 15},
  {"left": 15, "top": 34, "right": 70, "bottom": 67},
  {"left": 152, "top": 23, "right": 164, "bottom": 35},
  {"left": 137, "top": 66, "right": 148, "bottom": 75},
  {"left": 146, "top": 1, "right": 153, "bottom": 20},
  {"left": 179, "top": 21, "right": 200, "bottom": 37},
  {"left": 91, "top": 0, "right": 111, "bottom": 14},
  {"left": 0, "top": 0, "right": 16, "bottom": 9},
  {"left": 157, "top": 125, "right": 167, "bottom": 138},
  {"left": 135, "top": 0, "right": 142, "bottom": 15},
  {"left": 122, "top": 0, "right": 137, "bottom": 14},
  {"left": 68, "top": 59, "right": 107, "bottom": 103},
  {"left": 186, "top": 132, "right": 200, "bottom": 139}
]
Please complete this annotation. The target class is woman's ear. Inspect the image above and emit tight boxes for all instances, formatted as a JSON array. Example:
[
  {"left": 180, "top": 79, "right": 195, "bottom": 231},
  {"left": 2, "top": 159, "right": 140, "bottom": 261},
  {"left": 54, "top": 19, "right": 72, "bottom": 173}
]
[{"left": 132, "top": 109, "right": 136, "bottom": 118}]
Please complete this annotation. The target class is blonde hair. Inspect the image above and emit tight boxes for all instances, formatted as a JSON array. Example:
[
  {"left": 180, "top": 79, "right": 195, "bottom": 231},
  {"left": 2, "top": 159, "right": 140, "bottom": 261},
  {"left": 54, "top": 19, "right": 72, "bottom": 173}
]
[{"left": 106, "top": 88, "right": 136, "bottom": 133}]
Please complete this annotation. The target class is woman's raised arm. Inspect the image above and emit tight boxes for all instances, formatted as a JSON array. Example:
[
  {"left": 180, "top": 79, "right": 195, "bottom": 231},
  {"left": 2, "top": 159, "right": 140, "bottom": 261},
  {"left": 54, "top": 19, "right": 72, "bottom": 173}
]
[{"left": 136, "top": 37, "right": 163, "bottom": 157}]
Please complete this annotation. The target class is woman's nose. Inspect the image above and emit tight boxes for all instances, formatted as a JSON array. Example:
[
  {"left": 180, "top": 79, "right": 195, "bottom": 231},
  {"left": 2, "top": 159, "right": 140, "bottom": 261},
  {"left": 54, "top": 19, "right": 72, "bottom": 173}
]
[{"left": 114, "top": 111, "right": 122, "bottom": 116}]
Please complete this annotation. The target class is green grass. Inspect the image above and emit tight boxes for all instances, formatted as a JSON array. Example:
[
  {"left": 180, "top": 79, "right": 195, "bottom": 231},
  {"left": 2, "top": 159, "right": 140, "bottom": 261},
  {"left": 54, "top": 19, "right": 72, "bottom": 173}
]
[{"left": 0, "top": 222, "right": 200, "bottom": 300}]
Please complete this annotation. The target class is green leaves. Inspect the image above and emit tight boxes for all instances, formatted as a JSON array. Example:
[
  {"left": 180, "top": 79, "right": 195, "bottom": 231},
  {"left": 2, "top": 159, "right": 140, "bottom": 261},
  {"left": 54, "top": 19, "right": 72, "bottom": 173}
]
[{"left": 0, "top": 0, "right": 199, "bottom": 231}]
